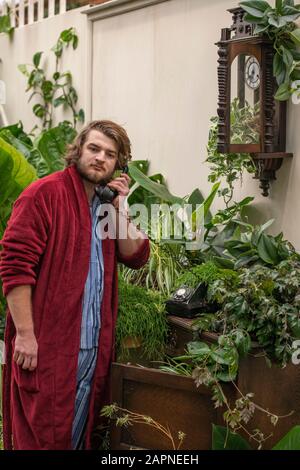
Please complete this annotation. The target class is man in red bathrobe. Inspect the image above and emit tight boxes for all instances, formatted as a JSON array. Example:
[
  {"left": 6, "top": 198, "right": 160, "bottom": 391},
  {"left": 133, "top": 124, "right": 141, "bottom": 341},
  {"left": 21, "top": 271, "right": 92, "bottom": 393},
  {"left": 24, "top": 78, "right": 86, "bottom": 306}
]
[{"left": 0, "top": 120, "right": 150, "bottom": 450}]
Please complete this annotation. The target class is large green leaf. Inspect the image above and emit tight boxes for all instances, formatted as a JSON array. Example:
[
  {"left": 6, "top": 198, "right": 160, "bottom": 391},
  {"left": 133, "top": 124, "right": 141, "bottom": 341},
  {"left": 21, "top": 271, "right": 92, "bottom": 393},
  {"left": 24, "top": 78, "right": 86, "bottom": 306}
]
[
  {"left": 33, "top": 52, "right": 43, "bottom": 68},
  {"left": 275, "top": 82, "right": 291, "bottom": 101},
  {"left": 35, "top": 125, "right": 76, "bottom": 174},
  {"left": 128, "top": 173, "right": 166, "bottom": 208},
  {"left": 273, "top": 53, "right": 285, "bottom": 78},
  {"left": 57, "top": 121, "right": 77, "bottom": 146},
  {"left": 191, "top": 182, "right": 220, "bottom": 231},
  {"left": 290, "top": 28, "right": 300, "bottom": 45},
  {"left": 203, "top": 182, "right": 220, "bottom": 218},
  {"left": 281, "top": 46, "right": 293, "bottom": 68},
  {"left": 0, "top": 122, "right": 33, "bottom": 146},
  {"left": 0, "top": 13, "right": 13, "bottom": 35},
  {"left": 0, "top": 129, "right": 49, "bottom": 178},
  {"left": 240, "top": 1, "right": 271, "bottom": 18},
  {"left": 0, "top": 137, "right": 37, "bottom": 208},
  {"left": 254, "top": 218, "right": 274, "bottom": 244},
  {"left": 276, "top": 0, "right": 283, "bottom": 13},
  {"left": 0, "top": 137, "right": 37, "bottom": 325},
  {"left": 128, "top": 159, "right": 150, "bottom": 175},
  {"left": 212, "top": 425, "right": 252, "bottom": 450},
  {"left": 128, "top": 164, "right": 183, "bottom": 204},
  {"left": 187, "top": 341, "right": 211, "bottom": 357},
  {"left": 273, "top": 426, "right": 300, "bottom": 450},
  {"left": 187, "top": 188, "right": 204, "bottom": 208},
  {"left": 257, "top": 233, "right": 280, "bottom": 265},
  {"left": 210, "top": 222, "right": 238, "bottom": 250}
]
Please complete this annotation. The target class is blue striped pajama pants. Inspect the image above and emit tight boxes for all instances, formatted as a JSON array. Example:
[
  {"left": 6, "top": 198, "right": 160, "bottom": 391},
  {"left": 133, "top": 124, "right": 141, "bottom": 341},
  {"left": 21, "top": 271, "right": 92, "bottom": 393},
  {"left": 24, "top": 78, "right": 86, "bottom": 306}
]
[{"left": 71, "top": 347, "right": 98, "bottom": 449}]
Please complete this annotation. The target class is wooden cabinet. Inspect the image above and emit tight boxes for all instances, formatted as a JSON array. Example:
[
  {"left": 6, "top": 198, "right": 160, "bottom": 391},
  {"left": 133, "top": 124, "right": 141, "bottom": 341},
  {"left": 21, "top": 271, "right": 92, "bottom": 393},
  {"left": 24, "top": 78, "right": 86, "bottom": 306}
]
[
  {"left": 110, "top": 362, "right": 233, "bottom": 450},
  {"left": 110, "top": 315, "right": 300, "bottom": 449}
]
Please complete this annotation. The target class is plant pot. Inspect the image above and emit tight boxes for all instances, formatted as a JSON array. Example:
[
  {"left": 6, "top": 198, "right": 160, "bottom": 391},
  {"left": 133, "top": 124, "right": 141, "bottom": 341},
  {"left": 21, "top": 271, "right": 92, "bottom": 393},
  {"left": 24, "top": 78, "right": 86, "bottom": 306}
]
[{"left": 122, "top": 336, "right": 142, "bottom": 349}]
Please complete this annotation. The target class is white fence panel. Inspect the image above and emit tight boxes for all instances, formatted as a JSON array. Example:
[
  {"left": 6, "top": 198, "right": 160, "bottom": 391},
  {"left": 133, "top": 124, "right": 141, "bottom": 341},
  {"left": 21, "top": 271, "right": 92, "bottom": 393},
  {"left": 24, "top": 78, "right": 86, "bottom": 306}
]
[
  {"left": 10, "top": 0, "right": 16, "bottom": 27},
  {"left": 28, "top": 0, "right": 35, "bottom": 24},
  {"left": 18, "top": 0, "right": 25, "bottom": 27},
  {"left": 49, "top": 0, "right": 55, "bottom": 18},
  {"left": 0, "top": 0, "right": 86, "bottom": 29},
  {"left": 60, "top": 0, "right": 67, "bottom": 14},
  {"left": 0, "top": 2, "right": 8, "bottom": 16},
  {"left": 38, "top": 0, "right": 44, "bottom": 21}
]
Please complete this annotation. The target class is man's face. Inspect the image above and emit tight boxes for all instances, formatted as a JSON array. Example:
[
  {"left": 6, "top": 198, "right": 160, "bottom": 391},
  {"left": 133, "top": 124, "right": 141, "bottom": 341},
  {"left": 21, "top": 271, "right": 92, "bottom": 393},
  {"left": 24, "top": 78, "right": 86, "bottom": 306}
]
[{"left": 76, "top": 129, "right": 119, "bottom": 185}]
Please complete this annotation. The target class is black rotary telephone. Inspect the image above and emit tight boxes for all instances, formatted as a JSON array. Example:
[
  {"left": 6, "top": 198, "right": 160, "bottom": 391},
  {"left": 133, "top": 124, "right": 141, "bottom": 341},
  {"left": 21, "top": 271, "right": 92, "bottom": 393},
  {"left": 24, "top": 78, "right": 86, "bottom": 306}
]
[
  {"left": 94, "top": 165, "right": 129, "bottom": 203},
  {"left": 165, "top": 283, "right": 218, "bottom": 318}
]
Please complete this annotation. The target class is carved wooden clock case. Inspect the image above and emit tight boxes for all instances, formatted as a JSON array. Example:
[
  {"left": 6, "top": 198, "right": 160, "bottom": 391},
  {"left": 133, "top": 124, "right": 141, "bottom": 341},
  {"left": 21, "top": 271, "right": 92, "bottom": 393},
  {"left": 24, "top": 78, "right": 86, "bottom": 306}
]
[{"left": 216, "top": 7, "right": 292, "bottom": 196}]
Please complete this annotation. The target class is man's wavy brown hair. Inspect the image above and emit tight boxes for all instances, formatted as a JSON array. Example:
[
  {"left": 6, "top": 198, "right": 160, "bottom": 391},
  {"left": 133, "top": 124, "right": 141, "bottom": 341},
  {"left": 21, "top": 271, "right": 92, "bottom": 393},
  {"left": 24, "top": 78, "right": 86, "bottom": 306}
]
[{"left": 64, "top": 120, "right": 132, "bottom": 169}]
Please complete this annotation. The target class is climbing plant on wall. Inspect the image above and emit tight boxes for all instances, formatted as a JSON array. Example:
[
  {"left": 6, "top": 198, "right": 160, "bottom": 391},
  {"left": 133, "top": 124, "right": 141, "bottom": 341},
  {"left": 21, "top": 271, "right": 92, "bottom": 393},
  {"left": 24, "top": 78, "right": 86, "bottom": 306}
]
[{"left": 18, "top": 27, "right": 84, "bottom": 132}]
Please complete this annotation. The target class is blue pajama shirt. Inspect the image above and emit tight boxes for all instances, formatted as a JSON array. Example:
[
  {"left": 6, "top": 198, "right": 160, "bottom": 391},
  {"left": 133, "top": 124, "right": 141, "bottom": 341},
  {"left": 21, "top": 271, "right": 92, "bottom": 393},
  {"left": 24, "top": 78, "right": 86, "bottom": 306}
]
[{"left": 72, "top": 196, "right": 104, "bottom": 449}]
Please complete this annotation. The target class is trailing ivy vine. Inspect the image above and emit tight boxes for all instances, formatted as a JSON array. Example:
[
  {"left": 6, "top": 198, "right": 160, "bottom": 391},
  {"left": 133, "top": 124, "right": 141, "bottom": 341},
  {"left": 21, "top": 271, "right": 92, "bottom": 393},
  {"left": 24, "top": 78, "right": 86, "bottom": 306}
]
[{"left": 206, "top": 101, "right": 256, "bottom": 208}]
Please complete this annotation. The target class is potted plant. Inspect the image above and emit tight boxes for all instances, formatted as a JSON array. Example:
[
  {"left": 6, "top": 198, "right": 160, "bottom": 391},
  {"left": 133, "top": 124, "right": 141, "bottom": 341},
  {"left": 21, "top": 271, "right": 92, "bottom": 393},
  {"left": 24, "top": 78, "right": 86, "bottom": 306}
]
[{"left": 116, "top": 277, "right": 169, "bottom": 365}]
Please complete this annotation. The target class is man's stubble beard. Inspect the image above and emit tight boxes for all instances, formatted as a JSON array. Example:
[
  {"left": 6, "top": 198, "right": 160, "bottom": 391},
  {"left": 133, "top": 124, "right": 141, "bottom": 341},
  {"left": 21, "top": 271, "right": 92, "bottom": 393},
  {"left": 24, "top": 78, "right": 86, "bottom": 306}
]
[{"left": 75, "top": 160, "right": 115, "bottom": 186}]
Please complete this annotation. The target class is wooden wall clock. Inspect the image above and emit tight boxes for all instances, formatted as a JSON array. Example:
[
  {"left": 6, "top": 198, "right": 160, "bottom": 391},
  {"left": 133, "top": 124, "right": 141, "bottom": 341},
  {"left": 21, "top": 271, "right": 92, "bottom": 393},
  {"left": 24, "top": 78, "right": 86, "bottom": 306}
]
[{"left": 216, "top": 7, "right": 293, "bottom": 196}]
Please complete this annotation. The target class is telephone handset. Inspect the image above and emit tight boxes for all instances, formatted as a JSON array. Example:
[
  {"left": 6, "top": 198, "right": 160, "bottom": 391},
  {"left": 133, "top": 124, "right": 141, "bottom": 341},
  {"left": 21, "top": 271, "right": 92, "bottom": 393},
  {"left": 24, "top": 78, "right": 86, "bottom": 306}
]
[{"left": 94, "top": 165, "right": 129, "bottom": 203}]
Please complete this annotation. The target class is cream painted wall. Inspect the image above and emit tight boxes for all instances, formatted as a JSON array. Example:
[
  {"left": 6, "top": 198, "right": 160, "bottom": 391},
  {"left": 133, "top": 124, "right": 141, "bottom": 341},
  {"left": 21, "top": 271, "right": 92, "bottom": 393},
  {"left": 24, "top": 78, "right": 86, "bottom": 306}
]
[
  {"left": 0, "top": 7, "right": 88, "bottom": 132},
  {"left": 1, "top": 0, "right": 300, "bottom": 249}
]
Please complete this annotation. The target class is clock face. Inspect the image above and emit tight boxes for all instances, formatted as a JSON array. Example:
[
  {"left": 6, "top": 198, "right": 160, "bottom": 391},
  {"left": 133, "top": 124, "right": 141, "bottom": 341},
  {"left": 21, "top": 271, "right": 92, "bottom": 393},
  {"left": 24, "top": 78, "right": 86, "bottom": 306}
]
[{"left": 245, "top": 56, "right": 260, "bottom": 90}]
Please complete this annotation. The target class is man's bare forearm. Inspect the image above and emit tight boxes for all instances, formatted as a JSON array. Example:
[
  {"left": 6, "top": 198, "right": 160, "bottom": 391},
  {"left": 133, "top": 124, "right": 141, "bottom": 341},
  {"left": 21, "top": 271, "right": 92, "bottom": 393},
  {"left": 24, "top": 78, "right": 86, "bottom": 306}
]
[
  {"left": 6, "top": 285, "right": 34, "bottom": 334},
  {"left": 116, "top": 211, "right": 146, "bottom": 257},
  {"left": 6, "top": 285, "right": 38, "bottom": 370}
]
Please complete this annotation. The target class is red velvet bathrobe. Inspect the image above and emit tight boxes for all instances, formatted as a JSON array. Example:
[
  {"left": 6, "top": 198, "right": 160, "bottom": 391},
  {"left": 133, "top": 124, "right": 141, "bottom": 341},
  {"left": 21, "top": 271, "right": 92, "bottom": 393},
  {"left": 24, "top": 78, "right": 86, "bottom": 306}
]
[{"left": 0, "top": 164, "right": 150, "bottom": 450}]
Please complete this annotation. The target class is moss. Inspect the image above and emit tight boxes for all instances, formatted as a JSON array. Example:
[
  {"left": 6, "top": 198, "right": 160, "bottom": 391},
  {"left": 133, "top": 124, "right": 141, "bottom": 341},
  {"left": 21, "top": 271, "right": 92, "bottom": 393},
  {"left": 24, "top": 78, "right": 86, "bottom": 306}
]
[{"left": 175, "top": 261, "right": 238, "bottom": 290}]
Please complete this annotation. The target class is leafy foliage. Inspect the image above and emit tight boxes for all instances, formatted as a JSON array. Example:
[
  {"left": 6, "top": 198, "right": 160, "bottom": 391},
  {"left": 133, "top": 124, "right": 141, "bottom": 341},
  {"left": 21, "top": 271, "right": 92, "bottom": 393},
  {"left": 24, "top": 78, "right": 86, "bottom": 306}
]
[
  {"left": 206, "top": 106, "right": 256, "bottom": 208},
  {"left": 204, "top": 258, "right": 300, "bottom": 365},
  {"left": 240, "top": 0, "right": 300, "bottom": 100},
  {"left": 0, "top": 137, "right": 37, "bottom": 232},
  {"left": 160, "top": 331, "right": 279, "bottom": 446},
  {"left": 161, "top": 329, "right": 251, "bottom": 384},
  {"left": 230, "top": 98, "right": 260, "bottom": 145},
  {"left": 18, "top": 28, "right": 84, "bottom": 131},
  {"left": 175, "top": 261, "right": 238, "bottom": 290},
  {"left": 0, "top": 121, "right": 76, "bottom": 178},
  {"left": 121, "top": 239, "right": 184, "bottom": 297},
  {"left": 199, "top": 215, "right": 295, "bottom": 270},
  {"left": 216, "top": 219, "right": 294, "bottom": 269},
  {"left": 128, "top": 163, "right": 183, "bottom": 205},
  {"left": 122, "top": 161, "right": 187, "bottom": 295},
  {"left": 162, "top": 312, "right": 293, "bottom": 448},
  {"left": 123, "top": 162, "right": 221, "bottom": 296}
]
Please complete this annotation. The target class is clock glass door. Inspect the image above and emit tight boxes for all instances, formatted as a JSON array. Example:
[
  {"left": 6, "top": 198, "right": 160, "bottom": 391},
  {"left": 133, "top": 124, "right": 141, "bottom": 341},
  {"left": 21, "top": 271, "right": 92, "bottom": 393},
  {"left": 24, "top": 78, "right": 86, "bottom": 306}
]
[{"left": 230, "top": 53, "right": 260, "bottom": 146}]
